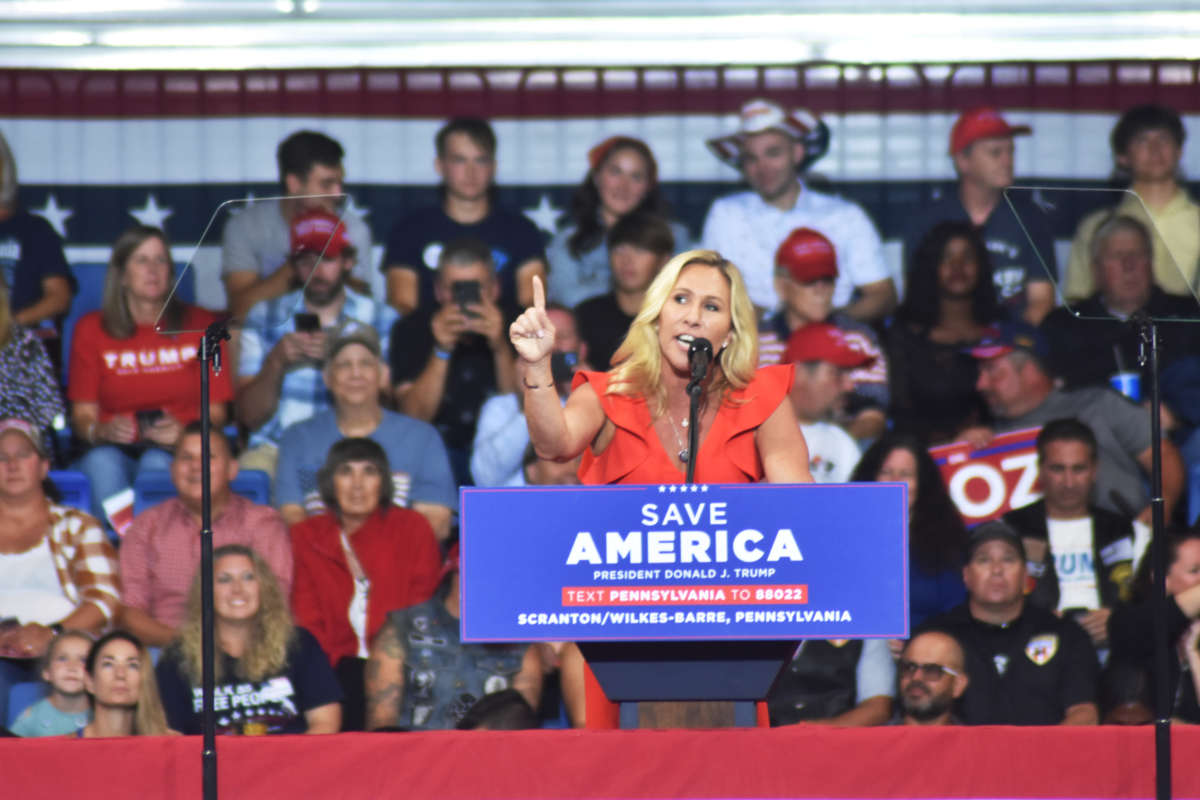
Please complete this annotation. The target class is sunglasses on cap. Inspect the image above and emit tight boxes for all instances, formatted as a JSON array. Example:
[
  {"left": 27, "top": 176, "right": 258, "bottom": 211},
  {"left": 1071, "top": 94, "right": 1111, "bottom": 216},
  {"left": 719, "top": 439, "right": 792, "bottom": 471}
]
[{"left": 898, "top": 659, "right": 961, "bottom": 681}]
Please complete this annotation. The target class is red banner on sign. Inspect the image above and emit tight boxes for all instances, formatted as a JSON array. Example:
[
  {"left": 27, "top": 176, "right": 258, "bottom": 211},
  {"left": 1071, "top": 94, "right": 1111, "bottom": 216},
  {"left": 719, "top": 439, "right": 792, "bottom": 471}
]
[
  {"left": 562, "top": 585, "right": 809, "bottom": 606},
  {"left": 929, "top": 427, "right": 1043, "bottom": 526}
]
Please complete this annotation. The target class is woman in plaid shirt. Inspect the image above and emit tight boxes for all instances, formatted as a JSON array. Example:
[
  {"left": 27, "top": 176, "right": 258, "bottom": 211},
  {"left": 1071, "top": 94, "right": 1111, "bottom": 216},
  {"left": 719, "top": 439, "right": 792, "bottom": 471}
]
[{"left": 0, "top": 417, "right": 120, "bottom": 723}]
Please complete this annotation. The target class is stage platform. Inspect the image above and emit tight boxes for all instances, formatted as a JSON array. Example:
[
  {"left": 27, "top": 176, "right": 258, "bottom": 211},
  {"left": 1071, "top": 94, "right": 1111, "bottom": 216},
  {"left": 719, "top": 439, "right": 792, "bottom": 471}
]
[{"left": 3, "top": 724, "right": 1197, "bottom": 799}]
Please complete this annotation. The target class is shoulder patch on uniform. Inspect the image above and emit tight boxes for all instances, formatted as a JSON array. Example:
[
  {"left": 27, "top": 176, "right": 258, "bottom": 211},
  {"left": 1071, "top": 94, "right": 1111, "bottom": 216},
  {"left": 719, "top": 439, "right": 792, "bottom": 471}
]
[{"left": 1025, "top": 633, "right": 1059, "bottom": 666}]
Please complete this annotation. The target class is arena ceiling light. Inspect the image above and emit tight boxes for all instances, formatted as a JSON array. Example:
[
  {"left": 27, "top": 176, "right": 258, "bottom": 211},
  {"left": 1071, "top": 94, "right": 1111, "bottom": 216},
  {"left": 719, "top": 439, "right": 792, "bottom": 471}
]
[{"left": 0, "top": 3, "right": 1197, "bottom": 68}]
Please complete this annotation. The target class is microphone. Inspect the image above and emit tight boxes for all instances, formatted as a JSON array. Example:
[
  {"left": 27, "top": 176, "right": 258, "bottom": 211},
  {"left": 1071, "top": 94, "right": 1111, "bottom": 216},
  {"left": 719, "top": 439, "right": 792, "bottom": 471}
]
[{"left": 688, "top": 337, "right": 714, "bottom": 383}]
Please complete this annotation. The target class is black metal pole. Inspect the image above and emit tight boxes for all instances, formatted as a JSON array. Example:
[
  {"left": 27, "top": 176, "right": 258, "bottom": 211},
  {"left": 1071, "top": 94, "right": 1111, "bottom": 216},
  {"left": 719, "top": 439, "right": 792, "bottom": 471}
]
[
  {"left": 198, "top": 321, "right": 229, "bottom": 800},
  {"left": 685, "top": 382, "right": 701, "bottom": 484},
  {"left": 1137, "top": 314, "right": 1171, "bottom": 800}
]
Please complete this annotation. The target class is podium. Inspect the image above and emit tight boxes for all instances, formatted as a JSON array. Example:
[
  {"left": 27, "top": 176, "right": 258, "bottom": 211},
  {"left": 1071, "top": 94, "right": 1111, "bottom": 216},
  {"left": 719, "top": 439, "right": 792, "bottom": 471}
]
[{"left": 460, "top": 482, "right": 908, "bottom": 728}]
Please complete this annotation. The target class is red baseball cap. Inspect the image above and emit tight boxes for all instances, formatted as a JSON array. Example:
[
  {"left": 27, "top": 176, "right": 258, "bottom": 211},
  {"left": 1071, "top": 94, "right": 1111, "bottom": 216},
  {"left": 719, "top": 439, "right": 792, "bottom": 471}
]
[
  {"left": 949, "top": 107, "right": 1031, "bottom": 154},
  {"left": 782, "top": 323, "right": 875, "bottom": 368},
  {"left": 775, "top": 227, "right": 838, "bottom": 283},
  {"left": 290, "top": 209, "right": 351, "bottom": 258}
]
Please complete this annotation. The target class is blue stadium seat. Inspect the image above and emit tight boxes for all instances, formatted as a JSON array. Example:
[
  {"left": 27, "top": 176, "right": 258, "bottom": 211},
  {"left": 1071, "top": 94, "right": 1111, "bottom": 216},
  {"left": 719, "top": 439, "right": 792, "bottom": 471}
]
[
  {"left": 48, "top": 470, "right": 91, "bottom": 513},
  {"left": 7, "top": 681, "right": 48, "bottom": 728},
  {"left": 133, "top": 468, "right": 272, "bottom": 516},
  {"left": 132, "top": 470, "right": 176, "bottom": 516},
  {"left": 230, "top": 468, "right": 271, "bottom": 506},
  {"left": 60, "top": 260, "right": 195, "bottom": 386}
]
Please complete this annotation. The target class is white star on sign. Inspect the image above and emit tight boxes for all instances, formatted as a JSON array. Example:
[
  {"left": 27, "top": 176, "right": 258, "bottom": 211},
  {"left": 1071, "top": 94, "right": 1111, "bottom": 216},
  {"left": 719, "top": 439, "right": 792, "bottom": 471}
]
[
  {"left": 29, "top": 193, "right": 73, "bottom": 238},
  {"left": 129, "top": 193, "right": 174, "bottom": 229},
  {"left": 342, "top": 192, "right": 370, "bottom": 222},
  {"left": 523, "top": 194, "right": 561, "bottom": 235}
]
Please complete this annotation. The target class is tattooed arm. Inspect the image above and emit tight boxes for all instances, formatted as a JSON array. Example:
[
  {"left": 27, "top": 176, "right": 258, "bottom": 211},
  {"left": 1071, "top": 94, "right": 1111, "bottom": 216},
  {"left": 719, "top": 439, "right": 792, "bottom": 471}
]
[{"left": 365, "top": 621, "right": 407, "bottom": 731}]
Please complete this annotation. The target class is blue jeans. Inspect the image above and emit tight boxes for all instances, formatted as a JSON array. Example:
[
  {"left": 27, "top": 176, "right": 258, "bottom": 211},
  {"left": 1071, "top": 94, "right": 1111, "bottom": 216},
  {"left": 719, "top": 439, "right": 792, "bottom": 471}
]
[{"left": 73, "top": 444, "right": 173, "bottom": 524}]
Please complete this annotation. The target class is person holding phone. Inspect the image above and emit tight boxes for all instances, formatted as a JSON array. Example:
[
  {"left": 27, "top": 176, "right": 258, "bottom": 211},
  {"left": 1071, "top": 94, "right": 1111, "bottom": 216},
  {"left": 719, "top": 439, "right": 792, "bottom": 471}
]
[
  {"left": 236, "top": 209, "right": 398, "bottom": 477},
  {"left": 68, "top": 225, "right": 232, "bottom": 523},
  {"left": 390, "top": 236, "right": 517, "bottom": 486}
]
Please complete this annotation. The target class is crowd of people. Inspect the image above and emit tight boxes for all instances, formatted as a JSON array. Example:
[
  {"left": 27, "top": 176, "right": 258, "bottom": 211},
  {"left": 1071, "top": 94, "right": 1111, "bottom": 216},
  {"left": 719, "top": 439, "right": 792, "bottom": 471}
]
[{"left": 2, "top": 95, "right": 1200, "bottom": 737}]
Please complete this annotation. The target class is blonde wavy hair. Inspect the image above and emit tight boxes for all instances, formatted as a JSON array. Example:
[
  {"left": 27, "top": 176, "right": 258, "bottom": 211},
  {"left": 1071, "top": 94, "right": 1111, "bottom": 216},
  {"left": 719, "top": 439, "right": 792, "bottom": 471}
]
[
  {"left": 607, "top": 249, "right": 758, "bottom": 417},
  {"left": 178, "top": 544, "right": 295, "bottom": 685},
  {"left": 86, "top": 630, "right": 171, "bottom": 736}
]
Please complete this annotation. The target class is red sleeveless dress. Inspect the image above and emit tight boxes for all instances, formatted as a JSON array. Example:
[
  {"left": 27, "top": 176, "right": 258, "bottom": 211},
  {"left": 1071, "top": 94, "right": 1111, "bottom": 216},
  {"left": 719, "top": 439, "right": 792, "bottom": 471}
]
[
  {"left": 573, "top": 363, "right": 793, "bottom": 485},
  {"left": 570, "top": 364, "right": 794, "bottom": 727}
]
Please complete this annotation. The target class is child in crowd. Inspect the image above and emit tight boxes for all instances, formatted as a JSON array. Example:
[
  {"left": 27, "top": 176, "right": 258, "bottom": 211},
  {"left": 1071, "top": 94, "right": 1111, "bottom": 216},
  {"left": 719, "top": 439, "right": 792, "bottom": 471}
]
[{"left": 10, "top": 630, "right": 93, "bottom": 737}]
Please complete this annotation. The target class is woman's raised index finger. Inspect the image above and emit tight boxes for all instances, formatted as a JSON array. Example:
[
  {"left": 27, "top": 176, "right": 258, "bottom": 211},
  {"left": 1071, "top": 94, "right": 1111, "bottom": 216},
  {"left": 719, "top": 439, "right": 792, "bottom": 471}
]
[{"left": 532, "top": 274, "right": 546, "bottom": 310}]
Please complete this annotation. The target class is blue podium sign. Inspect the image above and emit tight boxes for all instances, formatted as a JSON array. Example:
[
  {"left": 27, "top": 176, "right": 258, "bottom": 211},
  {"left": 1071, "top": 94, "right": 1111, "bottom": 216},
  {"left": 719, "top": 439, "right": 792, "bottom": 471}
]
[{"left": 460, "top": 483, "right": 907, "bottom": 642}]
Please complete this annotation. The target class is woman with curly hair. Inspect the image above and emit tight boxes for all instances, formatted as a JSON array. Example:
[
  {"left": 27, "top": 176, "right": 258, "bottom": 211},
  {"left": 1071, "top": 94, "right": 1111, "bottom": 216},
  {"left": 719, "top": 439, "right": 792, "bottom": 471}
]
[
  {"left": 155, "top": 544, "right": 342, "bottom": 735},
  {"left": 851, "top": 432, "right": 968, "bottom": 628},
  {"left": 546, "top": 136, "right": 690, "bottom": 307},
  {"left": 79, "top": 629, "right": 172, "bottom": 737},
  {"left": 887, "top": 220, "right": 1006, "bottom": 444}
]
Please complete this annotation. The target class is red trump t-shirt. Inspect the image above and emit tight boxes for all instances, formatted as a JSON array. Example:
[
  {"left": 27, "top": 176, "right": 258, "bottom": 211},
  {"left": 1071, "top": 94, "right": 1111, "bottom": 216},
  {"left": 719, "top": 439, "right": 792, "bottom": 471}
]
[{"left": 68, "top": 305, "right": 233, "bottom": 423}]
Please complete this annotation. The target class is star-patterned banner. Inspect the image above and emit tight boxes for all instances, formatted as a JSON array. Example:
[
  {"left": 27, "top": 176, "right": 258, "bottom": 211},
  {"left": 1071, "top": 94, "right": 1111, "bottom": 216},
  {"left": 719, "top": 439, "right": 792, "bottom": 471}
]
[{"left": 3, "top": 62, "right": 1199, "bottom": 312}]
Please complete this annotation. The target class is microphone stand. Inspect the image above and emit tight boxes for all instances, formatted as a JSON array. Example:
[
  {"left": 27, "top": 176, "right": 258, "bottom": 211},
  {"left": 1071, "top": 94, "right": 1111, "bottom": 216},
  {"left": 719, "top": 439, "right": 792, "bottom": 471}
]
[
  {"left": 1134, "top": 313, "right": 1171, "bottom": 800},
  {"left": 198, "top": 319, "right": 230, "bottom": 800},
  {"left": 684, "top": 376, "right": 702, "bottom": 484}
]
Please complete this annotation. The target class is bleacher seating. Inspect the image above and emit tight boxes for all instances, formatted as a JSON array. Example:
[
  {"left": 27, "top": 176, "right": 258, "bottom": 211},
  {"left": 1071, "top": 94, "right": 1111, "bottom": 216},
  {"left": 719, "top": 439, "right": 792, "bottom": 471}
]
[
  {"left": 132, "top": 468, "right": 271, "bottom": 516},
  {"left": 48, "top": 470, "right": 91, "bottom": 513}
]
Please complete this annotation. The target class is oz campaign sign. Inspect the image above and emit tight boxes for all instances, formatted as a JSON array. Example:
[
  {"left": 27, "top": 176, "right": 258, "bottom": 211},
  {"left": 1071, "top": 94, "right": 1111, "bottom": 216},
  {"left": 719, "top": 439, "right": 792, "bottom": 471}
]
[
  {"left": 930, "top": 427, "right": 1042, "bottom": 526},
  {"left": 459, "top": 482, "right": 907, "bottom": 643}
]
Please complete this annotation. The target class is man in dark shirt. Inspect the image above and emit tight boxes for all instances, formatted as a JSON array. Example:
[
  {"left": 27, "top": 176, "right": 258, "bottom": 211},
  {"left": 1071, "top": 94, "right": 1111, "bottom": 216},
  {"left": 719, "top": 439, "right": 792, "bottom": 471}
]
[
  {"left": 1041, "top": 213, "right": 1199, "bottom": 393},
  {"left": 922, "top": 520, "right": 1100, "bottom": 725},
  {"left": 1039, "top": 214, "right": 1200, "bottom": 525},
  {"left": 390, "top": 237, "right": 517, "bottom": 486},
  {"left": 382, "top": 117, "right": 546, "bottom": 315},
  {"left": 573, "top": 213, "right": 673, "bottom": 370},
  {"left": 969, "top": 321, "right": 1184, "bottom": 524},
  {"left": 904, "top": 108, "right": 1055, "bottom": 324},
  {"left": 892, "top": 632, "right": 969, "bottom": 726},
  {"left": 1003, "top": 419, "right": 1135, "bottom": 649},
  {"left": 0, "top": 132, "right": 74, "bottom": 359}
]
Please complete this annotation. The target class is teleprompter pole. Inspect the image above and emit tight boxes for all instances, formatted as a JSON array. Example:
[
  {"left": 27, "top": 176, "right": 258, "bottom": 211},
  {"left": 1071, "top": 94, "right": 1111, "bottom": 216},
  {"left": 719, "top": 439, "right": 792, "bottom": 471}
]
[
  {"left": 1135, "top": 313, "right": 1171, "bottom": 800},
  {"left": 198, "top": 320, "right": 230, "bottom": 800}
]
